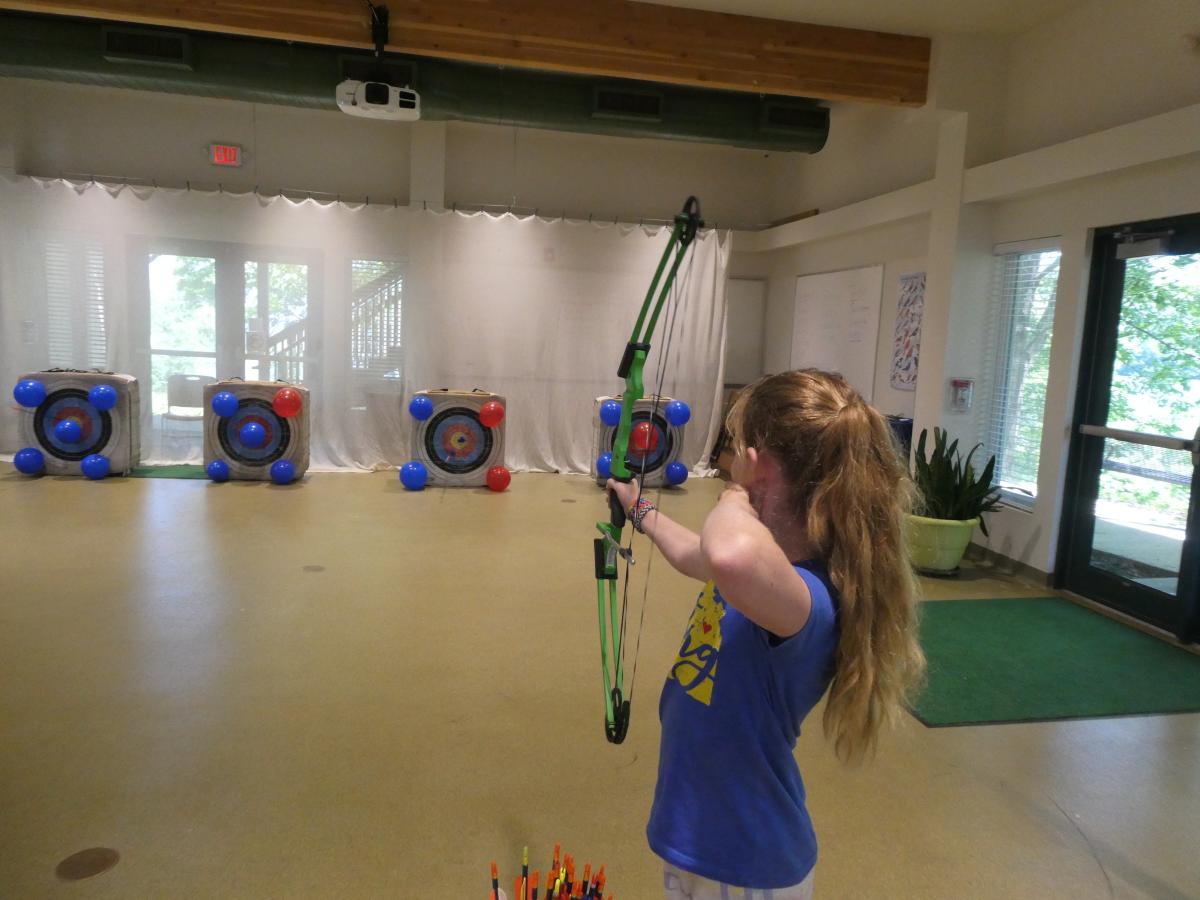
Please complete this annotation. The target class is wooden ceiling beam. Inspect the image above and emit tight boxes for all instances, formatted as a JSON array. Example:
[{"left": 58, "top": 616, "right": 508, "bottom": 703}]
[{"left": 0, "top": 0, "right": 930, "bottom": 105}]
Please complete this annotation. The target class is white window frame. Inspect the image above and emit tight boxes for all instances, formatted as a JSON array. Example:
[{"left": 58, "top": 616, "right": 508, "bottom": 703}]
[{"left": 984, "top": 237, "right": 1063, "bottom": 511}]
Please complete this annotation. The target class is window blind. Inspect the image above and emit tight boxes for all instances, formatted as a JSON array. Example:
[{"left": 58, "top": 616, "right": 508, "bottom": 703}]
[
  {"left": 982, "top": 247, "right": 1061, "bottom": 503},
  {"left": 43, "top": 237, "right": 107, "bottom": 369},
  {"left": 350, "top": 259, "right": 404, "bottom": 378}
]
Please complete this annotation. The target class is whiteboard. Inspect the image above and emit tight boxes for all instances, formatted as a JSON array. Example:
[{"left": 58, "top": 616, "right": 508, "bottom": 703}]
[{"left": 790, "top": 265, "right": 883, "bottom": 401}]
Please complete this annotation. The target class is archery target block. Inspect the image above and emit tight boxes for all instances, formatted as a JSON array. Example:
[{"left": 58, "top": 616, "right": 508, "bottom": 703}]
[
  {"left": 17, "top": 370, "right": 141, "bottom": 475},
  {"left": 410, "top": 389, "right": 506, "bottom": 486},
  {"left": 592, "top": 395, "right": 686, "bottom": 488},
  {"left": 203, "top": 381, "right": 310, "bottom": 481}
]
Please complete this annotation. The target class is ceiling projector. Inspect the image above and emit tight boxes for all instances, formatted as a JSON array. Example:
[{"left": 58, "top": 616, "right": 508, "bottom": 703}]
[{"left": 336, "top": 79, "right": 421, "bottom": 121}]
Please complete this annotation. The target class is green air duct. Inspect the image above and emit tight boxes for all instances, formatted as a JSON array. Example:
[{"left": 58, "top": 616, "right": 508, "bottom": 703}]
[{"left": 0, "top": 12, "right": 829, "bottom": 153}]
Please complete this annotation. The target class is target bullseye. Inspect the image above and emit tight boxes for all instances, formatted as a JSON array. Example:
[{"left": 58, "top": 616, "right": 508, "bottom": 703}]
[
  {"left": 630, "top": 421, "right": 659, "bottom": 456},
  {"left": 15, "top": 373, "right": 138, "bottom": 475},
  {"left": 240, "top": 421, "right": 267, "bottom": 449},
  {"left": 33, "top": 390, "right": 112, "bottom": 462},
  {"left": 55, "top": 418, "right": 83, "bottom": 444},
  {"left": 406, "top": 389, "right": 507, "bottom": 488},
  {"left": 426, "top": 409, "right": 491, "bottom": 474},
  {"left": 593, "top": 397, "right": 681, "bottom": 486},
  {"left": 204, "top": 381, "right": 309, "bottom": 482}
]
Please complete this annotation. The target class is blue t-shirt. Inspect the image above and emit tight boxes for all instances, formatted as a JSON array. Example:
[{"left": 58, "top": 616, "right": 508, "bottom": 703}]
[{"left": 646, "top": 562, "right": 839, "bottom": 889}]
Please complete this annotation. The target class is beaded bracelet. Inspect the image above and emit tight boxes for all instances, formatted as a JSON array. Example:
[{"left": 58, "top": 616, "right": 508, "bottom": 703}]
[{"left": 628, "top": 497, "right": 656, "bottom": 534}]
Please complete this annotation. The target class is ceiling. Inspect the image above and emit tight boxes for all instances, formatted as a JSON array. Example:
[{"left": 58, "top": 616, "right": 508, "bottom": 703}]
[{"left": 636, "top": 0, "right": 1086, "bottom": 37}]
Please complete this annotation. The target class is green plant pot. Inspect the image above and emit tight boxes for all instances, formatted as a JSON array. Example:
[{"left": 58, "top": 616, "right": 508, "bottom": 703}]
[{"left": 907, "top": 514, "right": 980, "bottom": 574}]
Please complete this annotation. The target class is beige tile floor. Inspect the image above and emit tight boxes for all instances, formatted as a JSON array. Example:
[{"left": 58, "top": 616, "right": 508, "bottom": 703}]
[{"left": 0, "top": 471, "right": 1197, "bottom": 899}]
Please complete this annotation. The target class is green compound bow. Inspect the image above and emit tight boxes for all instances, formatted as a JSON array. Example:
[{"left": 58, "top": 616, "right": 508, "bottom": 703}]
[{"left": 594, "top": 196, "right": 703, "bottom": 744}]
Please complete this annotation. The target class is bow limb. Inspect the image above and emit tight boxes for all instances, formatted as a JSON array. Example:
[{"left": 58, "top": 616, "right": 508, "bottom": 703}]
[{"left": 594, "top": 195, "right": 703, "bottom": 745}]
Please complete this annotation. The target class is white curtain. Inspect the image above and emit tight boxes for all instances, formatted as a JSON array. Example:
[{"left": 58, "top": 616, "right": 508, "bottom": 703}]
[{"left": 0, "top": 175, "right": 728, "bottom": 473}]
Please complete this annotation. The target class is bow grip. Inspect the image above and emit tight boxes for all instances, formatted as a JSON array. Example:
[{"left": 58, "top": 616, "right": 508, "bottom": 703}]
[{"left": 608, "top": 482, "right": 628, "bottom": 529}]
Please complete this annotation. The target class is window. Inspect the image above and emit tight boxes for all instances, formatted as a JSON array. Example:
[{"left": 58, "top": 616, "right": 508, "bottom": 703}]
[
  {"left": 244, "top": 260, "right": 311, "bottom": 384},
  {"left": 144, "top": 242, "right": 316, "bottom": 417},
  {"left": 43, "top": 237, "right": 107, "bottom": 369},
  {"left": 983, "top": 242, "right": 1062, "bottom": 507},
  {"left": 350, "top": 258, "right": 404, "bottom": 383}
]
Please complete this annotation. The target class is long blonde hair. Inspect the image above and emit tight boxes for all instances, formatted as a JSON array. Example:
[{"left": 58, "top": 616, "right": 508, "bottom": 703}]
[{"left": 727, "top": 369, "right": 924, "bottom": 763}]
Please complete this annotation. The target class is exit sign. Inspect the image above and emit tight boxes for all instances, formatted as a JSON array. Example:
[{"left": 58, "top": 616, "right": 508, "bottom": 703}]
[{"left": 209, "top": 143, "right": 243, "bottom": 167}]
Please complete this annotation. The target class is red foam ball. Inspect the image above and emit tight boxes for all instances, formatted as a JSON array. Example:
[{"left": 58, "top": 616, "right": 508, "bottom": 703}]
[
  {"left": 486, "top": 465, "right": 511, "bottom": 492},
  {"left": 273, "top": 387, "right": 303, "bottom": 418},
  {"left": 479, "top": 400, "right": 505, "bottom": 429},
  {"left": 630, "top": 421, "right": 659, "bottom": 456}
]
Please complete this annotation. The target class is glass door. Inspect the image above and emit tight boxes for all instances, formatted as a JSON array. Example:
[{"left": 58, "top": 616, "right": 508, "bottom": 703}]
[
  {"left": 139, "top": 240, "right": 318, "bottom": 462},
  {"left": 243, "top": 257, "right": 314, "bottom": 385},
  {"left": 1061, "top": 213, "right": 1200, "bottom": 642},
  {"left": 148, "top": 250, "right": 219, "bottom": 460}
]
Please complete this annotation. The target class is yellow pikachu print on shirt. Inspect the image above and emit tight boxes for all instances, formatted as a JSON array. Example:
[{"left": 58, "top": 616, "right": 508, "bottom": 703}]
[{"left": 669, "top": 581, "right": 725, "bottom": 705}]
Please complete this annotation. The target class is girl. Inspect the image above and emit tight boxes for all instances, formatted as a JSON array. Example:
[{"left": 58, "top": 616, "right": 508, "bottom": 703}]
[{"left": 607, "top": 369, "right": 925, "bottom": 900}]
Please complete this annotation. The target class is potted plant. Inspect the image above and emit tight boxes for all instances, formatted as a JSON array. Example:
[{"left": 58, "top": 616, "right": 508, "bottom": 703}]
[{"left": 908, "top": 427, "right": 1002, "bottom": 574}]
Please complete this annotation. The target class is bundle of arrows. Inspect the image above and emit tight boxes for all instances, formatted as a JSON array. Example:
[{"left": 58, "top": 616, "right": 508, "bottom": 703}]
[{"left": 489, "top": 843, "right": 610, "bottom": 900}]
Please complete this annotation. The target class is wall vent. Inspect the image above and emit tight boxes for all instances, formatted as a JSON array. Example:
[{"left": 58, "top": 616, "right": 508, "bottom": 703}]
[
  {"left": 592, "top": 86, "right": 663, "bottom": 122},
  {"left": 101, "top": 26, "right": 192, "bottom": 69}
]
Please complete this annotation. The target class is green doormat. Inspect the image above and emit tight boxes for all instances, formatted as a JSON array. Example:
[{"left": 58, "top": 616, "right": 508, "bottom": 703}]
[
  {"left": 912, "top": 597, "right": 1200, "bottom": 726},
  {"left": 128, "top": 465, "right": 207, "bottom": 479}
]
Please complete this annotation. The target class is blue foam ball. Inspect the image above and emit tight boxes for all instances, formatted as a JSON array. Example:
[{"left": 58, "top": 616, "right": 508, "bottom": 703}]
[
  {"left": 409, "top": 395, "right": 434, "bottom": 421},
  {"left": 13, "top": 379, "right": 46, "bottom": 408},
  {"left": 665, "top": 400, "right": 691, "bottom": 427},
  {"left": 239, "top": 421, "right": 267, "bottom": 449},
  {"left": 55, "top": 418, "right": 83, "bottom": 444},
  {"left": 400, "top": 460, "right": 428, "bottom": 490},
  {"left": 81, "top": 453, "right": 110, "bottom": 480},
  {"left": 207, "top": 459, "right": 230, "bottom": 482},
  {"left": 14, "top": 447, "right": 45, "bottom": 475},
  {"left": 666, "top": 461, "right": 689, "bottom": 486},
  {"left": 211, "top": 391, "right": 239, "bottom": 418},
  {"left": 596, "top": 452, "right": 613, "bottom": 480},
  {"left": 88, "top": 384, "right": 118, "bottom": 411},
  {"left": 600, "top": 400, "right": 622, "bottom": 427},
  {"left": 270, "top": 459, "right": 295, "bottom": 485}
]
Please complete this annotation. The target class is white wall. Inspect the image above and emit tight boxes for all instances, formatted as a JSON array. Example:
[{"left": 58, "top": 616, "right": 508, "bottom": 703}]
[
  {"left": 1004, "top": 0, "right": 1200, "bottom": 156},
  {"left": 764, "top": 31, "right": 1010, "bottom": 225},
  {"left": 444, "top": 122, "right": 773, "bottom": 228},
  {"left": 724, "top": 278, "right": 767, "bottom": 386},
  {"left": 926, "top": 33, "right": 1010, "bottom": 167},
  {"left": 2, "top": 78, "right": 414, "bottom": 200},
  {"left": 937, "top": 203, "right": 997, "bottom": 450},
  {"left": 0, "top": 77, "right": 775, "bottom": 227},
  {"left": 749, "top": 215, "right": 928, "bottom": 416},
  {"left": 767, "top": 103, "right": 937, "bottom": 223}
]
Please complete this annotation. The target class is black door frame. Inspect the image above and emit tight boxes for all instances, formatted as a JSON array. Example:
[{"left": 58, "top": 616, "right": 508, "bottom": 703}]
[{"left": 1057, "top": 212, "right": 1200, "bottom": 643}]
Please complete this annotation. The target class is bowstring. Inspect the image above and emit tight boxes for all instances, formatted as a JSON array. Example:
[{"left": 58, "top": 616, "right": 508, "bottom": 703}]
[{"left": 618, "top": 229, "right": 700, "bottom": 711}]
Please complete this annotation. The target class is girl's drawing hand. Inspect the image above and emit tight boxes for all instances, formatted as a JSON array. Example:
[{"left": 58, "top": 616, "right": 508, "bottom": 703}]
[{"left": 718, "top": 482, "right": 757, "bottom": 517}]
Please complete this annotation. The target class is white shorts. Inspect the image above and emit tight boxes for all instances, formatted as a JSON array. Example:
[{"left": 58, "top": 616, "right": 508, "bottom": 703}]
[{"left": 662, "top": 861, "right": 815, "bottom": 900}]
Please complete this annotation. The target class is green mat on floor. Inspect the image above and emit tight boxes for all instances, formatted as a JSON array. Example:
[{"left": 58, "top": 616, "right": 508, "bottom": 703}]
[
  {"left": 911, "top": 597, "right": 1200, "bottom": 726},
  {"left": 128, "top": 465, "right": 207, "bottom": 479}
]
